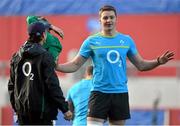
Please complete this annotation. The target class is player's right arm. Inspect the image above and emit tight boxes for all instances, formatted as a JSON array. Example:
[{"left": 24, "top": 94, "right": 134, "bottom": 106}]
[
  {"left": 56, "top": 36, "right": 91, "bottom": 73},
  {"left": 56, "top": 54, "right": 87, "bottom": 73}
]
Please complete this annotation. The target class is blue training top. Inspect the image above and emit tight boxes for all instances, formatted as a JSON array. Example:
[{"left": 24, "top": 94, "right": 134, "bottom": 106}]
[
  {"left": 79, "top": 32, "right": 138, "bottom": 93},
  {"left": 66, "top": 79, "right": 92, "bottom": 126}
]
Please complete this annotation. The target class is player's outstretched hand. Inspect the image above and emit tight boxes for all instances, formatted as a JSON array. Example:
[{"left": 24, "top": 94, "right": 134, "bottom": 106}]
[
  {"left": 157, "top": 51, "right": 174, "bottom": 65},
  {"left": 64, "top": 110, "right": 73, "bottom": 121}
]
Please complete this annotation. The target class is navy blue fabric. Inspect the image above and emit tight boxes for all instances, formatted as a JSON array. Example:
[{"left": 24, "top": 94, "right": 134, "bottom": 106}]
[{"left": 0, "top": 0, "right": 180, "bottom": 16}]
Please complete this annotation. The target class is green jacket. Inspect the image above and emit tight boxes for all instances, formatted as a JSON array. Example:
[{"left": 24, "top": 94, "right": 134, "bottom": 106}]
[{"left": 26, "top": 16, "right": 62, "bottom": 61}]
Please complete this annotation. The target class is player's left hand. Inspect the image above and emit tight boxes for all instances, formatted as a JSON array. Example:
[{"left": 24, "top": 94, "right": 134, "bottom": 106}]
[{"left": 158, "top": 50, "right": 174, "bottom": 65}]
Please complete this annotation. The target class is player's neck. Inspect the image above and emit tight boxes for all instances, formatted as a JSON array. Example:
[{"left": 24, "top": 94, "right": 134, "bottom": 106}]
[{"left": 101, "top": 29, "right": 117, "bottom": 36}]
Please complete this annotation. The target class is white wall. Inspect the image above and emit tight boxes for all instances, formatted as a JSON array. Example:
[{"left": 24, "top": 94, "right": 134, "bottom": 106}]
[
  {"left": 1, "top": 76, "right": 180, "bottom": 109},
  {"left": 0, "top": 77, "right": 9, "bottom": 107},
  {"left": 128, "top": 77, "right": 180, "bottom": 109}
]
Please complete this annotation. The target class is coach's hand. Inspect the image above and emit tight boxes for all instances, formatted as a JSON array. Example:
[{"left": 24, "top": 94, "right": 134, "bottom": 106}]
[{"left": 64, "top": 110, "right": 73, "bottom": 121}]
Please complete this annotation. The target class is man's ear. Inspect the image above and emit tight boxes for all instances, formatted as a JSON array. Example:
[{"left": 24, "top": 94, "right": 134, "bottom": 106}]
[{"left": 42, "top": 32, "right": 47, "bottom": 40}]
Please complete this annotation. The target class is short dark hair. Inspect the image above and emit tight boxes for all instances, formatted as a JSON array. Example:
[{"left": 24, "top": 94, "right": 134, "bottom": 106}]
[
  {"left": 27, "top": 22, "right": 47, "bottom": 43},
  {"left": 99, "top": 5, "right": 117, "bottom": 17},
  {"left": 28, "top": 22, "right": 47, "bottom": 36},
  {"left": 28, "top": 34, "right": 43, "bottom": 43}
]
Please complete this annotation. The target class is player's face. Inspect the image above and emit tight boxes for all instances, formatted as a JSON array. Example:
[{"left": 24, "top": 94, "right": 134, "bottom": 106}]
[{"left": 100, "top": 10, "right": 117, "bottom": 32}]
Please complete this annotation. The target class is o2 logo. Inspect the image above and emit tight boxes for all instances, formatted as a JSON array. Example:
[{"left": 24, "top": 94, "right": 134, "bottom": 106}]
[
  {"left": 22, "top": 62, "right": 34, "bottom": 80},
  {"left": 107, "top": 50, "right": 122, "bottom": 67}
]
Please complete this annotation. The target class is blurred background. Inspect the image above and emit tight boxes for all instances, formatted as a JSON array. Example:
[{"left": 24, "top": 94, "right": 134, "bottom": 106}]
[{"left": 0, "top": 0, "right": 180, "bottom": 125}]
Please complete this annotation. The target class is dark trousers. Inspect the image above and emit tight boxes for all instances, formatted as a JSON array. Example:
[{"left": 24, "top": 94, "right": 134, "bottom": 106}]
[{"left": 17, "top": 114, "right": 53, "bottom": 125}]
